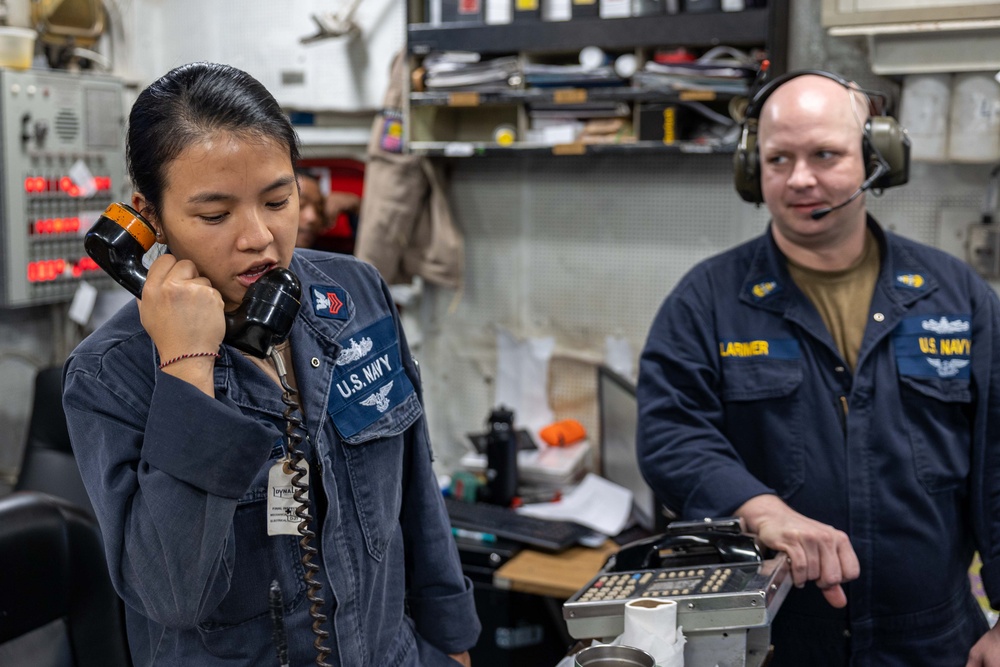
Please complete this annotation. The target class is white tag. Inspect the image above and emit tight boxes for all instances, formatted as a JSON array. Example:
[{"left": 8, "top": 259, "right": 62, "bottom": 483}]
[
  {"left": 68, "top": 281, "right": 98, "bottom": 325},
  {"left": 69, "top": 159, "right": 98, "bottom": 198},
  {"left": 267, "top": 459, "right": 309, "bottom": 537}
]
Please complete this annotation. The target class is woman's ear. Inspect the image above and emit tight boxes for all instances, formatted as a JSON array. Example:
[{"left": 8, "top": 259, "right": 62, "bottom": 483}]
[{"left": 131, "top": 193, "right": 162, "bottom": 240}]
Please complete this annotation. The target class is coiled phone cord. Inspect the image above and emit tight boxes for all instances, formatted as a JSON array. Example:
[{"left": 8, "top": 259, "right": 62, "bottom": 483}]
[{"left": 270, "top": 349, "right": 333, "bottom": 667}]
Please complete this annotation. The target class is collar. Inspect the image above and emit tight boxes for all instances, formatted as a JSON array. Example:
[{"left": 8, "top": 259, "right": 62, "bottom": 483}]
[{"left": 739, "top": 215, "right": 938, "bottom": 313}]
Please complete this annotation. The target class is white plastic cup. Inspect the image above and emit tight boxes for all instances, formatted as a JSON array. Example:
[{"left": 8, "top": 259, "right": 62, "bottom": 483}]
[{"left": 0, "top": 27, "right": 36, "bottom": 70}]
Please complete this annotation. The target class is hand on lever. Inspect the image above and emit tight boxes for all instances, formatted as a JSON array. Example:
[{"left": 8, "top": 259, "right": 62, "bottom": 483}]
[{"left": 736, "top": 494, "right": 860, "bottom": 608}]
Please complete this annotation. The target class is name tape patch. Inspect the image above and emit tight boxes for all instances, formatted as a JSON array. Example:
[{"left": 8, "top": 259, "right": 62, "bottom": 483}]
[{"left": 718, "top": 338, "right": 800, "bottom": 360}]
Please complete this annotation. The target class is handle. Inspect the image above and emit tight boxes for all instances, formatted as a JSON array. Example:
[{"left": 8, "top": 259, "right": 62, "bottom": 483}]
[
  {"left": 85, "top": 203, "right": 303, "bottom": 358},
  {"left": 84, "top": 202, "right": 156, "bottom": 298}
]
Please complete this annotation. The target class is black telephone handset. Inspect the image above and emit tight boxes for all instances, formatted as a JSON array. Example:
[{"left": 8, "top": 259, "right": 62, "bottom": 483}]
[
  {"left": 87, "top": 203, "right": 334, "bottom": 665},
  {"left": 610, "top": 517, "right": 763, "bottom": 572},
  {"left": 85, "top": 202, "right": 302, "bottom": 359}
]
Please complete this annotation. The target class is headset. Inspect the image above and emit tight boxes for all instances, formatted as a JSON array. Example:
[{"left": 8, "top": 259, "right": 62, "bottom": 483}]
[{"left": 733, "top": 69, "right": 911, "bottom": 217}]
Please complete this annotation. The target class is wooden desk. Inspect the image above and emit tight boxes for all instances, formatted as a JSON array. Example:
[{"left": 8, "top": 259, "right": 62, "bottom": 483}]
[{"left": 492, "top": 539, "right": 619, "bottom": 599}]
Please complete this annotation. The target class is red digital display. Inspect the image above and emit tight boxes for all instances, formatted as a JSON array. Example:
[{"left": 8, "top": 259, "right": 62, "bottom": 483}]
[
  {"left": 27, "top": 256, "right": 102, "bottom": 283},
  {"left": 33, "top": 217, "right": 82, "bottom": 235},
  {"left": 24, "top": 175, "right": 112, "bottom": 196}
]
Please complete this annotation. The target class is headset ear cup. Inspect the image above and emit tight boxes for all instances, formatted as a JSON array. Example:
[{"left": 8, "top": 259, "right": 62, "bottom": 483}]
[
  {"left": 734, "top": 125, "right": 762, "bottom": 203},
  {"left": 866, "top": 116, "right": 911, "bottom": 189}
]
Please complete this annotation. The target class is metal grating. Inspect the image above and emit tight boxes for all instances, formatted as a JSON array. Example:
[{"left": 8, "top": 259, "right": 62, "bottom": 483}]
[{"left": 54, "top": 109, "right": 80, "bottom": 143}]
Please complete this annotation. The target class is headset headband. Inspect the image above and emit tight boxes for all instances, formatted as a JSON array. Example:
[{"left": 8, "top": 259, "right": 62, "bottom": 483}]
[{"left": 744, "top": 69, "right": 888, "bottom": 122}]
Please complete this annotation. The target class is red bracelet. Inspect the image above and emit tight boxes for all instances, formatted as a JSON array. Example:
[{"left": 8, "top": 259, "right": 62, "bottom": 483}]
[{"left": 158, "top": 351, "right": 220, "bottom": 370}]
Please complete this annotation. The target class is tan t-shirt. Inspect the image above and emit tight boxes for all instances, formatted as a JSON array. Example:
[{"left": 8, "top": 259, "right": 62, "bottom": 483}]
[{"left": 786, "top": 231, "right": 880, "bottom": 372}]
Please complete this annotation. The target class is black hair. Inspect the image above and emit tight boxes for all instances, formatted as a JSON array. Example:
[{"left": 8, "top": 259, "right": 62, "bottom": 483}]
[{"left": 126, "top": 61, "right": 300, "bottom": 221}]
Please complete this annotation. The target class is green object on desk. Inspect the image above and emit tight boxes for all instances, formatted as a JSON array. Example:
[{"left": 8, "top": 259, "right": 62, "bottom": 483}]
[
  {"left": 449, "top": 470, "right": 482, "bottom": 502},
  {"left": 452, "top": 526, "right": 498, "bottom": 543}
]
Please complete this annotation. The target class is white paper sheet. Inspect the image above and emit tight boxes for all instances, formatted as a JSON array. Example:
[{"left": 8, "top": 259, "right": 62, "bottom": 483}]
[
  {"left": 517, "top": 472, "right": 632, "bottom": 536},
  {"left": 495, "top": 328, "right": 554, "bottom": 432}
]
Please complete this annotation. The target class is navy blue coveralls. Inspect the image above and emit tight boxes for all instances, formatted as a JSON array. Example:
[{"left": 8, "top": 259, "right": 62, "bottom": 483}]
[
  {"left": 63, "top": 250, "right": 480, "bottom": 667},
  {"left": 638, "top": 218, "right": 1000, "bottom": 666}
]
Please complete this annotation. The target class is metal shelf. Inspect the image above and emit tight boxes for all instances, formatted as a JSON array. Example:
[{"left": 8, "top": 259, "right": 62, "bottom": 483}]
[
  {"left": 408, "top": 9, "right": 771, "bottom": 55},
  {"left": 403, "top": 1, "right": 788, "bottom": 156},
  {"left": 410, "top": 87, "right": 738, "bottom": 107}
]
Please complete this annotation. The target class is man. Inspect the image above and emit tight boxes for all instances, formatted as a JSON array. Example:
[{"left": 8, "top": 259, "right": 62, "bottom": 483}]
[
  {"left": 295, "top": 169, "right": 327, "bottom": 248},
  {"left": 637, "top": 71, "right": 1000, "bottom": 665}
]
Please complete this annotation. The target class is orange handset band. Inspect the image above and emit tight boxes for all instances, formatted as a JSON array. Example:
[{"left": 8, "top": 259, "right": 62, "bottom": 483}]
[{"left": 102, "top": 202, "right": 157, "bottom": 251}]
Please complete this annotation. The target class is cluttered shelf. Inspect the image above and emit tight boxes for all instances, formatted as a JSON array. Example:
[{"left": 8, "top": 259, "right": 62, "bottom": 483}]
[
  {"left": 407, "top": 8, "right": 771, "bottom": 55},
  {"left": 410, "top": 86, "right": 733, "bottom": 106},
  {"left": 405, "top": 0, "right": 787, "bottom": 154},
  {"left": 407, "top": 139, "right": 736, "bottom": 157},
  {"left": 407, "top": 47, "right": 756, "bottom": 152}
]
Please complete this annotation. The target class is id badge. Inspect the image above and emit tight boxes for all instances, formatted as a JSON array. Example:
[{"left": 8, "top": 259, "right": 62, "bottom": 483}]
[{"left": 267, "top": 458, "right": 309, "bottom": 537}]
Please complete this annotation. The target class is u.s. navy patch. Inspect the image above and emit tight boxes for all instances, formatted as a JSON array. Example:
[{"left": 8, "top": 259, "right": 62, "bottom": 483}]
[
  {"left": 749, "top": 279, "right": 781, "bottom": 301},
  {"left": 892, "top": 313, "right": 972, "bottom": 379},
  {"left": 327, "top": 316, "right": 415, "bottom": 438},
  {"left": 311, "top": 284, "right": 350, "bottom": 320},
  {"left": 718, "top": 337, "right": 799, "bottom": 359}
]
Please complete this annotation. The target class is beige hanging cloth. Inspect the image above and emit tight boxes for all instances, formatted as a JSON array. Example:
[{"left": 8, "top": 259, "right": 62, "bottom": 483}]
[{"left": 355, "top": 51, "right": 464, "bottom": 289}]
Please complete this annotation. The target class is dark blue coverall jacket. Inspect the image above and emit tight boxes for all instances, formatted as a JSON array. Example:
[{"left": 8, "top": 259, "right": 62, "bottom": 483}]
[
  {"left": 63, "top": 250, "right": 480, "bottom": 666},
  {"left": 638, "top": 218, "right": 999, "bottom": 666}
]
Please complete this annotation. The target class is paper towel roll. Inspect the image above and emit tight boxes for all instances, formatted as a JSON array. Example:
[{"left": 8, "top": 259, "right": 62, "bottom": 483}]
[{"left": 622, "top": 598, "right": 679, "bottom": 665}]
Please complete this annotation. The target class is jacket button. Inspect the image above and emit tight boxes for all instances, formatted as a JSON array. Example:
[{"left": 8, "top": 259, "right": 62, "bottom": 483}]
[
  {"left": 873, "top": 312, "right": 885, "bottom": 322},
  {"left": 311, "top": 357, "right": 320, "bottom": 368}
]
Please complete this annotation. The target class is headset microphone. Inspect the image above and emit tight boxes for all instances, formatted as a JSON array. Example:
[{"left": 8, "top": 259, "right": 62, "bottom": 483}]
[{"left": 809, "top": 161, "right": 887, "bottom": 220}]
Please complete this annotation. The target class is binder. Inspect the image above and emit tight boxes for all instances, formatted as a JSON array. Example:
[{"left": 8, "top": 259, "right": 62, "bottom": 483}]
[
  {"left": 631, "top": 0, "right": 663, "bottom": 16},
  {"left": 441, "top": 0, "right": 484, "bottom": 22},
  {"left": 571, "top": 0, "right": 600, "bottom": 19},
  {"left": 683, "top": 0, "right": 721, "bottom": 12},
  {"left": 543, "top": 0, "right": 572, "bottom": 21},
  {"left": 486, "top": 0, "right": 513, "bottom": 23},
  {"left": 599, "top": 0, "right": 630, "bottom": 17},
  {"left": 513, "top": 0, "right": 542, "bottom": 21}
]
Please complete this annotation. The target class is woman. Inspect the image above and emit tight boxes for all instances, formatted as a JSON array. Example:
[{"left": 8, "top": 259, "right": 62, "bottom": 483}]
[{"left": 63, "top": 62, "right": 479, "bottom": 666}]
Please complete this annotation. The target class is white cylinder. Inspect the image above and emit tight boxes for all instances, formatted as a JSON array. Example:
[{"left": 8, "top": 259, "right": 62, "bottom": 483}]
[
  {"left": 614, "top": 54, "right": 638, "bottom": 79},
  {"left": 579, "top": 46, "right": 608, "bottom": 71},
  {"left": 622, "top": 598, "right": 679, "bottom": 664},
  {"left": 948, "top": 72, "right": 1000, "bottom": 163},
  {"left": 899, "top": 73, "right": 951, "bottom": 163}
]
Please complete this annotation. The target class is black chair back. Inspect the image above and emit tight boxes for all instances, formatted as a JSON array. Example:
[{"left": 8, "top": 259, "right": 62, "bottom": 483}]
[
  {"left": 15, "top": 366, "right": 94, "bottom": 518},
  {"left": 0, "top": 491, "right": 131, "bottom": 667}
]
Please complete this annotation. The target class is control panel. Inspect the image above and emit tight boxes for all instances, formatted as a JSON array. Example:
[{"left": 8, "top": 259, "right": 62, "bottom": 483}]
[
  {"left": 563, "top": 554, "right": 791, "bottom": 641},
  {"left": 1, "top": 68, "right": 126, "bottom": 307}
]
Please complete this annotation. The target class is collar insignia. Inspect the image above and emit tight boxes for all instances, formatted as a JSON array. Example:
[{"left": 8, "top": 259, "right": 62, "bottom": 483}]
[
  {"left": 750, "top": 280, "right": 779, "bottom": 300},
  {"left": 896, "top": 273, "right": 925, "bottom": 289}
]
